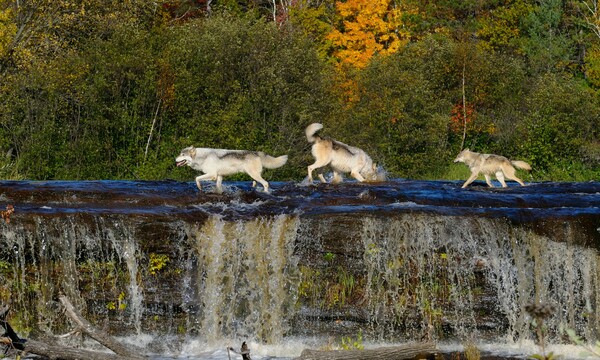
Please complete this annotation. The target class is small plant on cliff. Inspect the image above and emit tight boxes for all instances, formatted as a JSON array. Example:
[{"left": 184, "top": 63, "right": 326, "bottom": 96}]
[
  {"left": 0, "top": 260, "right": 10, "bottom": 273},
  {"left": 340, "top": 330, "right": 364, "bottom": 350},
  {"left": 148, "top": 253, "right": 170, "bottom": 275},
  {"left": 526, "top": 302, "right": 556, "bottom": 360},
  {"left": 323, "top": 252, "right": 336, "bottom": 263},
  {"left": 297, "top": 266, "right": 323, "bottom": 307},
  {"left": 0, "top": 205, "right": 14, "bottom": 223},
  {"left": 107, "top": 292, "right": 127, "bottom": 311}
]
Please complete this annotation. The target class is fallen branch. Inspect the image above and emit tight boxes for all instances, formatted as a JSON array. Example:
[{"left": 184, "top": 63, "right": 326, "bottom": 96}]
[
  {"left": 295, "top": 342, "right": 437, "bottom": 360},
  {"left": 59, "top": 295, "right": 146, "bottom": 358},
  {"left": 1, "top": 297, "right": 148, "bottom": 360},
  {"left": 20, "top": 339, "right": 141, "bottom": 360}
]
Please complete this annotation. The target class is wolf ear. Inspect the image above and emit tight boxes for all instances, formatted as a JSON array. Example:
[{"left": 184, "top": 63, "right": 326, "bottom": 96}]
[{"left": 189, "top": 147, "right": 196, "bottom": 158}]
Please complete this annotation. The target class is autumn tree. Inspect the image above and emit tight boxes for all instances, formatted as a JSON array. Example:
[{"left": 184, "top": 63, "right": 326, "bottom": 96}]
[
  {"left": 0, "top": 0, "right": 15, "bottom": 63},
  {"left": 576, "top": 0, "right": 600, "bottom": 87},
  {"left": 326, "top": 0, "right": 414, "bottom": 69},
  {"left": 476, "top": 0, "right": 534, "bottom": 52},
  {"left": 289, "top": 0, "right": 336, "bottom": 59}
]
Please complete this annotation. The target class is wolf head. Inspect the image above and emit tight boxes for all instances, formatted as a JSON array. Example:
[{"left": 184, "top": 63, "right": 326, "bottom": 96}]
[
  {"left": 176, "top": 146, "right": 196, "bottom": 167},
  {"left": 454, "top": 148, "right": 471, "bottom": 164},
  {"left": 361, "top": 162, "right": 387, "bottom": 182}
]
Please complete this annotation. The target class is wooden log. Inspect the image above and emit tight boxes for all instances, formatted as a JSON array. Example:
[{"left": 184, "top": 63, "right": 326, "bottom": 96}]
[
  {"left": 295, "top": 342, "right": 437, "bottom": 360},
  {"left": 21, "top": 339, "right": 140, "bottom": 360},
  {"left": 59, "top": 295, "right": 146, "bottom": 359}
]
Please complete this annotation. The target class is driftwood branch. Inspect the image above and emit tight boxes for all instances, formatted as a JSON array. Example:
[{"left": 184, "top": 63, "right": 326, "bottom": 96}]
[
  {"left": 1, "top": 297, "right": 148, "bottom": 360},
  {"left": 59, "top": 295, "right": 146, "bottom": 358},
  {"left": 295, "top": 342, "right": 437, "bottom": 360},
  {"left": 20, "top": 339, "right": 141, "bottom": 360}
]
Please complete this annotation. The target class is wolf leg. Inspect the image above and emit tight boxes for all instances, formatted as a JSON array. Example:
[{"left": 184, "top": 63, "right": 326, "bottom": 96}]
[
  {"left": 247, "top": 170, "right": 270, "bottom": 192},
  {"left": 350, "top": 169, "right": 365, "bottom": 182},
  {"left": 307, "top": 159, "right": 329, "bottom": 183},
  {"left": 496, "top": 171, "right": 508, "bottom": 187},
  {"left": 510, "top": 176, "right": 526, "bottom": 186},
  {"left": 195, "top": 174, "right": 216, "bottom": 191},
  {"left": 462, "top": 172, "right": 479, "bottom": 188},
  {"left": 215, "top": 175, "right": 224, "bottom": 193},
  {"left": 484, "top": 174, "right": 495, "bottom": 187},
  {"left": 331, "top": 171, "right": 343, "bottom": 184},
  {"left": 503, "top": 167, "right": 526, "bottom": 186}
]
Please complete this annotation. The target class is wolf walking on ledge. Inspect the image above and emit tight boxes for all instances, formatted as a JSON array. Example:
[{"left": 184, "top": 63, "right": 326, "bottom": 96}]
[
  {"left": 175, "top": 146, "right": 288, "bottom": 193},
  {"left": 454, "top": 148, "right": 532, "bottom": 188},
  {"left": 305, "top": 123, "right": 384, "bottom": 184}
]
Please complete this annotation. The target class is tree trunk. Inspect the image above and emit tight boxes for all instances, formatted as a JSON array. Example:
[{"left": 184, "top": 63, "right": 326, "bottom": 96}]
[{"left": 295, "top": 342, "right": 437, "bottom": 360}]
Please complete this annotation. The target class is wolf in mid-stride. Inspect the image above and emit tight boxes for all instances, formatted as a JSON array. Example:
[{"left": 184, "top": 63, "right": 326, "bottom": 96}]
[
  {"left": 454, "top": 148, "right": 531, "bottom": 188},
  {"left": 176, "top": 146, "right": 287, "bottom": 193},
  {"left": 305, "top": 123, "right": 383, "bottom": 184}
]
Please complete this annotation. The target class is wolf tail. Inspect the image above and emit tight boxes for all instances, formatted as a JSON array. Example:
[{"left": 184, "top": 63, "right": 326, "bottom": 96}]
[
  {"left": 305, "top": 123, "right": 324, "bottom": 143},
  {"left": 261, "top": 154, "right": 288, "bottom": 169},
  {"left": 511, "top": 160, "right": 532, "bottom": 171}
]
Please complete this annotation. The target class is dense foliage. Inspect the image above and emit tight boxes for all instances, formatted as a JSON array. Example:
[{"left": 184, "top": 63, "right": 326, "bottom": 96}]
[{"left": 0, "top": 0, "right": 598, "bottom": 181}]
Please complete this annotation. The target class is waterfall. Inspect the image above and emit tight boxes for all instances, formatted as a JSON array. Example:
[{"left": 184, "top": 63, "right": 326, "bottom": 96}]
[
  {"left": 0, "top": 213, "right": 303, "bottom": 344},
  {"left": 0, "top": 216, "right": 148, "bottom": 334},
  {"left": 358, "top": 215, "right": 600, "bottom": 343},
  {"left": 1, "top": 179, "right": 599, "bottom": 357},
  {"left": 181, "top": 215, "right": 300, "bottom": 345}
]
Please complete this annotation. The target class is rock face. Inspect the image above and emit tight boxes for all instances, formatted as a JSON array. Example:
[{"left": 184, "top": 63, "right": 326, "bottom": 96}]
[{"left": 0, "top": 179, "right": 599, "bottom": 349}]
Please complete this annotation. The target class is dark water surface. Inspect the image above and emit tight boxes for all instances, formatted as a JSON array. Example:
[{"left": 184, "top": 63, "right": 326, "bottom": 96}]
[{"left": 2, "top": 178, "right": 599, "bottom": 219}]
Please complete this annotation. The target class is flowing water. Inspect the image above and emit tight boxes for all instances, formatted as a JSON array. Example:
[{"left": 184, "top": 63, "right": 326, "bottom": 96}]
[{"left": 0, "top": 179, "right": 599, "bottom": 359}]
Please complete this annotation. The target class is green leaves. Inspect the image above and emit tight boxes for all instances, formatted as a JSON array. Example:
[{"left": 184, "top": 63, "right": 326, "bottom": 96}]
[{"left": 0, "top": 1, "right": 598, "bottom": 181}]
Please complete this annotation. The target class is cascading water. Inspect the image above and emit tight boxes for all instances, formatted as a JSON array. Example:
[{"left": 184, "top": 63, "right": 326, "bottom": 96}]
[
  {"left": 0, "top": 179, "right": 599, "bottom": 359},
  {"left": 181, "top": 215, "right": 300, "bottom": 345},
  {"left": 357, "top": 215, "right": 600, "bottom": 344}
]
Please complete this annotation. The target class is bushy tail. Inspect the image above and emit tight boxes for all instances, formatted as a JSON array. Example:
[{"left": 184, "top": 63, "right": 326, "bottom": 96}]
[
  {"left": 511, "top": 160, "right": 532, "bottom": 171},
  {"left": 305, "top": 123, "right": 324, "bottom": 143},
  {"left": 261, "top": 154, "right": 288, "bottom": 169}
]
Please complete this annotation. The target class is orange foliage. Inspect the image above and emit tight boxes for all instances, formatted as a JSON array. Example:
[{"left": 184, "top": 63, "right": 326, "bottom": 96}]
[
  {"left": 326, "top": 0, "right": 414, "bottom": 69},
  {"left": 449, "top": 103, "right": 496, "bottom": 135},
  {"left": 449, "top": 102, "right": 475, "bottom": 134}
]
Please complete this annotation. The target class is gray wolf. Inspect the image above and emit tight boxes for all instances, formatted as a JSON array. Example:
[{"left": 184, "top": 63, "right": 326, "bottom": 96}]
[
  {"left": 305, "top": 123, "right": 383, "bottom": 183},
  {"left": 176, "top": 146, "right": 288, "bottom": 193},
  {"left": 454, "top": 148, "right": 531, "bottom": 188}
]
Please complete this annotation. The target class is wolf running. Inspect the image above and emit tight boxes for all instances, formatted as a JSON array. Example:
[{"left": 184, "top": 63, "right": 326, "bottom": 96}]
[
  {"left": 176, "top": 124, "right": 532, "bottom": 192},
  {"left": 453, "top": 149, "right": 532, "bottom": 188},
  {"left": 175, "top": 146, "right": 287, "bottom": 193}
]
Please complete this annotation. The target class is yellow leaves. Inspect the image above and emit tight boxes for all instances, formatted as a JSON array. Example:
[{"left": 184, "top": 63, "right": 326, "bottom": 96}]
[
  {"left": 584, "top": 42, "right": 600, "bottom": 88},
  {"left": 0, "top": 3, "right": 16, "bottom": 58},
  {"left": 148, "top": 253, "right": 170, "bottom": 275},
  {"left": 327, "top": 0, "right": 413, "bottom": 69},
  {"left": 476, "top": 0, "right": 534, "bottom": 51},
  {"left": 107, "top": 292, "right": 127, "bottom": 311}
]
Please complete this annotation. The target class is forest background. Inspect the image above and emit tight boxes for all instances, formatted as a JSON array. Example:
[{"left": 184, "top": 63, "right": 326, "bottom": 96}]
[{"left": 0, "top": 0, "right": 599, "bottom": 182}]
